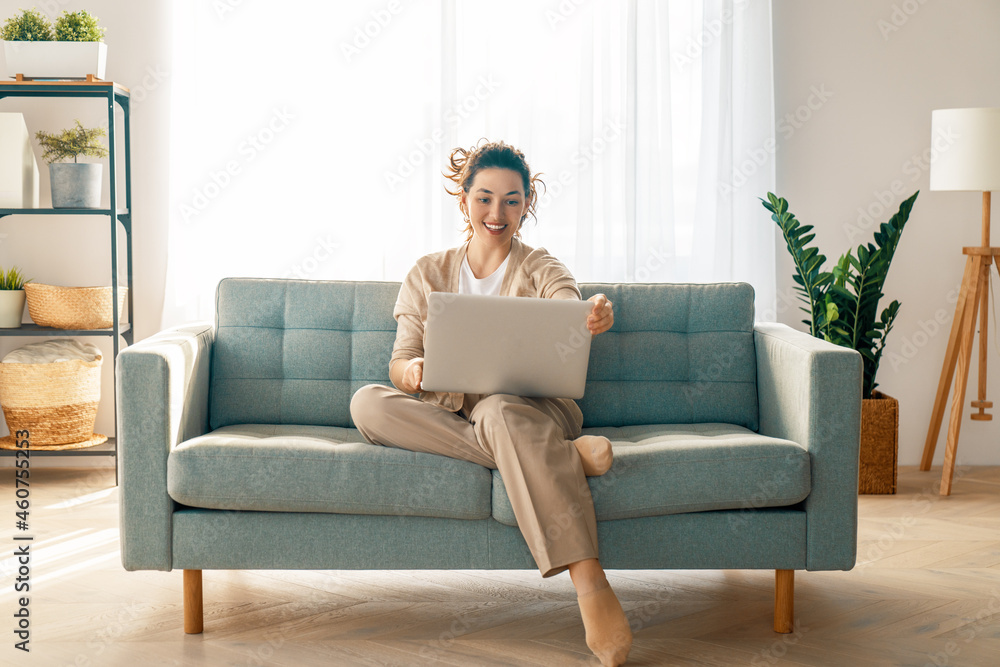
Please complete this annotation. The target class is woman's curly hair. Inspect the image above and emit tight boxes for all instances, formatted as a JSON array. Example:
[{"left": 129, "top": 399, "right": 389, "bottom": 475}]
[{"left": 443, "top": 138, "right": 546, "bottom": 241}]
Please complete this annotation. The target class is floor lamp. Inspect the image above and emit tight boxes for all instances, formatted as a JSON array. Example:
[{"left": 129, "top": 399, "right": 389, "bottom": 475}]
[{"left": 921, "top": 108, "right": 1000, "bottom": 495}]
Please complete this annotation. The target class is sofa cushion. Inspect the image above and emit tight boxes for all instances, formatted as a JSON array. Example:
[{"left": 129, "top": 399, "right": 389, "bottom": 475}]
[
  {"left": 578, "top": 283, "right": 759, "bottom": 430},
  {"left": 210, "top": 279, "right": 759, "bottom": 431},
  {"left": 490, "top": 423, "right": 810, "bottom": 526},
  {"left": 210, "top": 279, "right": 399, "bottom": 429},
  {"left": 167, "top": 424, "right": 492, "bottom": 520}
]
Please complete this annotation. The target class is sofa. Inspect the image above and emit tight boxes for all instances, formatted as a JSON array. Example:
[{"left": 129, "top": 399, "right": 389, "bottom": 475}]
[{"left": 117, "top": 277, "right": 862, "bottom": 636}]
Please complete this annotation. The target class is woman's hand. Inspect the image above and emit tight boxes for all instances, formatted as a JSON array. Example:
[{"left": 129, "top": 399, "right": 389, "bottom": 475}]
[
  {"left": 399, "top": 357, "right": 425, "bottom": 394},
  {"left": 587, "top": 294, "right": 614, "bottom": 335}
]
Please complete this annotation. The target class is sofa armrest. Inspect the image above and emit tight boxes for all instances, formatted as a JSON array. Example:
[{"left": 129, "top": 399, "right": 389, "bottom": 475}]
[
  {"left": 753, "top": 322, "right": 862, "bottom": 571},
  {"left": 116, "top": 323, "right": 214, "bottom": 571}
]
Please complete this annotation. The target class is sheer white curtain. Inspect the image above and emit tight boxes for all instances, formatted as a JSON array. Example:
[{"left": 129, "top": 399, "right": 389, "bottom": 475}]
[{"left": 163, "top": 0, "right": 774, "bottom": 327}]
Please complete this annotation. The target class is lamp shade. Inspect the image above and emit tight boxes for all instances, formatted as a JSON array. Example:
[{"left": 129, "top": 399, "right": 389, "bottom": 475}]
[{"left": 930, "top": 108, "right": 1000, "bottom": 191}]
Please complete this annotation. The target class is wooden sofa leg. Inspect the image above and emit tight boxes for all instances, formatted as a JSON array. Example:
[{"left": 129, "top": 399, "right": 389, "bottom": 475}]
[
  {"left": 184, "top": 569, "right": 204, "bottom": 634},
  {"left": 774, "top": 569, "right": 794, "bottom": 633}
]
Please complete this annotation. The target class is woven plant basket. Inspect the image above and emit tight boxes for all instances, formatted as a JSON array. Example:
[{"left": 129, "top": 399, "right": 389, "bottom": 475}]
[
  {"left": 859, "top": 390, "right": 898, "bottom": 494},
  {"left": 24, "top": 283, "right": 127, "bottom": 330},
  {"left": 0, "top": 353, "right": 102, "bottom": 446}
]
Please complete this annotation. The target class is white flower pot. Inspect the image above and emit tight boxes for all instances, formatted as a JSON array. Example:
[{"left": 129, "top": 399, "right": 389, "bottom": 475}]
[
  {"left": 3, "top": 41, "right": 107, "bottom": 80},
  {"left": 0, "top": 290, "right": 26, "bottom": 328},
  {"left": 49, "top": 163, "right": 102, "bottom": 208}
]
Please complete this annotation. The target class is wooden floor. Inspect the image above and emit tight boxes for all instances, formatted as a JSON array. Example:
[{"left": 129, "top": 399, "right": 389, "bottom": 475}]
[{"left": 2, "top": 466, "right": 999, "bottom": 666}]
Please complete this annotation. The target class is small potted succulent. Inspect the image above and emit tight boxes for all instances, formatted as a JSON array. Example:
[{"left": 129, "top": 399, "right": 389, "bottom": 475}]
[
  {"left": 35, "top": 119, "right": 108, "bottom": 208},
  {"left": 2, "top": 9, "right": 107, "bottom": 80},
  {"left": 0, "top": 266, "right": 30, "bottom": 328}
]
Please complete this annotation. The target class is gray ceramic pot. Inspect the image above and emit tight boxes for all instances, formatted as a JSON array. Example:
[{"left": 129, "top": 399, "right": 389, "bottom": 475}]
[{"left": 49, "top": 163, "right": 102, "bottom": 209}]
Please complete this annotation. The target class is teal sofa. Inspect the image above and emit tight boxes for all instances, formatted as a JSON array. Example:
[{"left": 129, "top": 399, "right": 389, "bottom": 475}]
[{"left": 117, "top": 278, "right": 862, "bottom": 635}]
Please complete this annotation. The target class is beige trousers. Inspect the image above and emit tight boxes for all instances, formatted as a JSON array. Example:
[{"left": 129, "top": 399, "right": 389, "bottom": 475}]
[{"left": 350, "top": 384, "right": 599, "bottom": 577}]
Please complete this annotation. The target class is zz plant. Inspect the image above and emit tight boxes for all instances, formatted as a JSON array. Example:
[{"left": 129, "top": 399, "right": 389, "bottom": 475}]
[{"left": 762, "top": 191, "right": 919, "bottom": 399}]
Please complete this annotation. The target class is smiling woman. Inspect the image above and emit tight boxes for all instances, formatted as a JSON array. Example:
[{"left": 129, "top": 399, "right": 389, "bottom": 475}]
[
  {"left": 443, "top": 140, "right": 543, "bottom": 275},
  {"left": 162, "top": 0, "right": 775, "bottom": 329},
  {"left": 350, "top": 138, "right": 629, "bottom": 666}
]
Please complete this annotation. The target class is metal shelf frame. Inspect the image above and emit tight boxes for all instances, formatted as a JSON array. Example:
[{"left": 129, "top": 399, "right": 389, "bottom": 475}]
[{"left": 0, "top": 80, "right": 133, "bottom": 482}]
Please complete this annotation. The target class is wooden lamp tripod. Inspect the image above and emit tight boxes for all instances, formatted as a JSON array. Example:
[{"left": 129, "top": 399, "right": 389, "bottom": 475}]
[{"left": 921, "top": 108, "right": 1000, "bottom": 496}]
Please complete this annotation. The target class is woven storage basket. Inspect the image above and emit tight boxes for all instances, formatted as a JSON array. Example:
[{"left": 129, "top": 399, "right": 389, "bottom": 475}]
[
  {"left": 24, "top": 283, "right": 127, "bottom": 330},
  {"left": 859, "top": 390, "right": 898, "bottom": 494},
  {"left": 0, "top": 349, "right": 102, "bottom": 446}
]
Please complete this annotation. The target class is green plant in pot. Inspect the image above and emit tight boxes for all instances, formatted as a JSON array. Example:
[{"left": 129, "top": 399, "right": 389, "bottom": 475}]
[
  {"left": 762, "top": 190, "right": 919, "bottom": 494},
  {"left": 53, "top": 10, "right": 105, "bottom": 42},
  {"left": 35, "top": 119, "right": 108, "bottom": 209},
  {"left": 2, "top": 9, "right": 107, "bottom": 80},
  {"left": 0, "top": 266, "right": 30, "bottom": 328},
  {"left": 0, "top": 9, "right": 52, "bottom": 41}
]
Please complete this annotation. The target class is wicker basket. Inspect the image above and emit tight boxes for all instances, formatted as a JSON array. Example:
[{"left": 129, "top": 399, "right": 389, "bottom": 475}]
[
  {"left": 0, "top": 349, "right": 102, "bottom": 446},
  {"left": 859, "top": 390, "right": 899, "bottom": 494},
  {"left": 24, "top": 283, "right": 127, "bottom": 330}
]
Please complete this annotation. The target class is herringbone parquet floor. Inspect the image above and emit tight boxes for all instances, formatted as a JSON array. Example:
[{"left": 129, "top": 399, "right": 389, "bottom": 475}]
[{"left": 1, "top": 465, "right": 999, "bottom": 666}]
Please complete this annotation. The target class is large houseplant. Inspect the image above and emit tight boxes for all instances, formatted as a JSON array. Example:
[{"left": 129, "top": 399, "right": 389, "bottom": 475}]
[
  {"left": 0, "top": 266, "right": 30, "bottom": 328},
  {"left": 763, "top": 190, "right": 919, "bottom": 494},
  {"left": 35, "top": 119, "right": 108, "bottom": 208},
  {"left": 2, "top": 9, "right": 107, "bottom": 80}
]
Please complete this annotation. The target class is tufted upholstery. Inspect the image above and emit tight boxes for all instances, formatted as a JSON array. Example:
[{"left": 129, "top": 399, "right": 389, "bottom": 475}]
[
  {"left": 578, "top": 283, "right": 758, "bottom": 430},
  {"left": 209, "top": 278, "right": 759, "bottom": 431},
  {"left": 209, "top": 279, "right": 398, "bottom": 429}
]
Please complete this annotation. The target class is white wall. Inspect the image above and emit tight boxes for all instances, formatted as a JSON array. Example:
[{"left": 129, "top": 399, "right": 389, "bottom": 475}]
[
  {"left": 0, "top": 0, "right": 171, "bottom": 466},
  {"left": 773, "top": 0, "right": 1000, "bottom": 465}
]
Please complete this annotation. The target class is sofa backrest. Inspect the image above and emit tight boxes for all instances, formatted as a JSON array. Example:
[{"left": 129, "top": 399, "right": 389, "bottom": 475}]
[
  {"left": 210, "top": 278, "right": 398, "bottom": 430},
  {"left": 210, "top": 278, "right": 758, "bottom": 431},
  {"left": 578, "top": 283, "right": 757, "bottom": 430}
]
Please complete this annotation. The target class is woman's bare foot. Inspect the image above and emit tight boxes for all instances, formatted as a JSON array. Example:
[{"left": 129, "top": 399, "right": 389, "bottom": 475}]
[
  {"left": 569, "top": 558, "right": 632, "bottom": 666},
  {"left": 574, "top": 435, "right": 613, "bottom": 476},
  {"left": 578, "top": 585, "right": 632, "bottom": 666}
]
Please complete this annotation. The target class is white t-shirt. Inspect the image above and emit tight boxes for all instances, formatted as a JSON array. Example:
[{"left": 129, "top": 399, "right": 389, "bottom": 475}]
[{"left": 459, "top": 253, "right": 510, "bottom": 296}]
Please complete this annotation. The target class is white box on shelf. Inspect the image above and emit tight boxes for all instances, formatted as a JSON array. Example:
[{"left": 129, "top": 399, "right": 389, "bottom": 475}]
[
  {"left": 2, "top": 41, "right": 107, "bottom": 80},
  {"left": 0, "top": 112, "right": 39, "bottom": 208}
]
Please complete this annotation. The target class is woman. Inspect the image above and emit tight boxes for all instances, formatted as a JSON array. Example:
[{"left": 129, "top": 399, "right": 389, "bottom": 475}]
[{"left": 350, "top": 139, "right": 631, "bottom": 666}]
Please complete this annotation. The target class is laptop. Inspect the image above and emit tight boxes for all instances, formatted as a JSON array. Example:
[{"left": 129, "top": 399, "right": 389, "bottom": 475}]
[{"left": 421, "top": 292, "right": 595, "bottom": 399}]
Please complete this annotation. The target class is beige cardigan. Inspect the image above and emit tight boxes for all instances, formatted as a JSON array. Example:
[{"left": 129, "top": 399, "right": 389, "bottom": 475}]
[{"left": 390, "top": 237, "right": 583, "bottom": 412}]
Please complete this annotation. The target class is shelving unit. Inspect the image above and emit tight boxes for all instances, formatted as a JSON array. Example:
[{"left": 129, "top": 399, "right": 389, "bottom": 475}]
[{"left": 0, "top": 80, "right": 133, "bottom": 482}]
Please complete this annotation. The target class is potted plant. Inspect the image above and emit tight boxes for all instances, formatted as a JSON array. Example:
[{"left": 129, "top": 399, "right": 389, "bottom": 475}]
[
  {"left": 762, "top": 191, "right": 919, "bottom": 494},
  {"left": 2, "top": 9, "right": 107, "bottom": 80},
  {"left": 35, "top": 119, "right": 108, "bottom": 208},
  {"left": 0, "top": 266, "right": 30, "bottom": 328}
]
